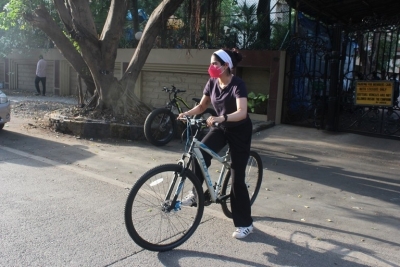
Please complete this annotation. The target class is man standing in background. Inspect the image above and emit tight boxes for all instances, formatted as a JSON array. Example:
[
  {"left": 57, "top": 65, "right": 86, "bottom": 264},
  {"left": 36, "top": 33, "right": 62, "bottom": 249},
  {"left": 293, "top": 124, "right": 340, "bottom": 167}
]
[{"left": 35, "top": 55, "right": 47, "bottom": 96}]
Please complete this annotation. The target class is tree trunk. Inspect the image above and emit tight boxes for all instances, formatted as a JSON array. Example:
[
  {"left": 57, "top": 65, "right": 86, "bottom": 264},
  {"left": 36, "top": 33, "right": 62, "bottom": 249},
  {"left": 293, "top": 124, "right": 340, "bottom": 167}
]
[
  {"left": 77, "top": 74, "right": 84, "bottom": 107},
  {"left": 257, "top": 0, "right": 271, "bottom": 49},
  {"left": 117, "top": 0, "right": 186, "bottom": 119},
  {"left": 23, "top": 0, "right": 185, "bottom": 123},
  {"left": 131, "top": 0, "right": 140, "bottom": 34},
  {"left": 23, "top": 4, "right": 96, "bottom": 96}
]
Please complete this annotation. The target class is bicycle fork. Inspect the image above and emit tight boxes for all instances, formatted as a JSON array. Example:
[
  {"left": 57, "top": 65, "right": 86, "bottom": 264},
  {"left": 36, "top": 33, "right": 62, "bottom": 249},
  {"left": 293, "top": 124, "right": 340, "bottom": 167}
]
[
  {"left": 163, "top": 168, "right": 188, "bottom": 212},
  {"left": 163, "top": 153, "right": 193, "bottom": 212}
]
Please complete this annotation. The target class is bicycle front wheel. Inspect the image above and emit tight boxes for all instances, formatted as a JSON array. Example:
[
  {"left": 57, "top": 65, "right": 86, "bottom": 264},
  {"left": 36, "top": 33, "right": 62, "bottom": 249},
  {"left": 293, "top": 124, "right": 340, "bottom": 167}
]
[
  {"left": 125, "top": 164, "right": 204, "bottom": 252},
  {"left": 220, "top": 151, "right": 263, "bottom": 218},
  {"left": 144, "top": 108, "right": 177, "bottom": 146}
]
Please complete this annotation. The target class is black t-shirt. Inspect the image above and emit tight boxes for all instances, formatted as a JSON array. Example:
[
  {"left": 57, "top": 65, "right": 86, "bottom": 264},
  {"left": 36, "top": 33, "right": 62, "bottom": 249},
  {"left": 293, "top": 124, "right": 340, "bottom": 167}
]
[{"left": 203, "top": 76, "right": 249, "bottom": 127}]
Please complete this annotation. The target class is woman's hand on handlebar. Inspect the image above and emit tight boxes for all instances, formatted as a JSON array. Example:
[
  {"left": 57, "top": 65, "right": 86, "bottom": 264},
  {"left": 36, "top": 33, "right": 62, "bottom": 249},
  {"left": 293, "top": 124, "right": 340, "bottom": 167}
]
[
  {"left": 206, "top": 115, "right": 224, "bottom": 127},
  {"left": 177, "top": 112, "right": 188, "bottom": 120}
]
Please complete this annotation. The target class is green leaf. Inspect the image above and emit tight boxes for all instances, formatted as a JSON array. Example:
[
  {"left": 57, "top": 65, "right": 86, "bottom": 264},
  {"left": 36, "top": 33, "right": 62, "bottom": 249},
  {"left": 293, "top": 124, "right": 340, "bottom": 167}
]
[{"left": 247, "top": 91, "right": 268, "bottom": 114}]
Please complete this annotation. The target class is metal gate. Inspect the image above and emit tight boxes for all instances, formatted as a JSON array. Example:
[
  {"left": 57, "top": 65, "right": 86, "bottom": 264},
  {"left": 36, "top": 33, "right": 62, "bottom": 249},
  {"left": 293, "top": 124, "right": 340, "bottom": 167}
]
[
  {"left": 337, "top": 19, "right": 400, "bottom": 138},
  {"left": 282, "top": 34, "right": 331, "bottom": 129},
  {"left": 283, "top": 15, "right": 400, "bottom": 139}
]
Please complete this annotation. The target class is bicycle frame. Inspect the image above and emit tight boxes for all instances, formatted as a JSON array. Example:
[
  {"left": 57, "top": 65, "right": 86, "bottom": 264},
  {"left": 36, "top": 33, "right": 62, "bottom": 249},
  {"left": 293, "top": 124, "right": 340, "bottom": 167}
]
[
  {"left": 164, "top": 86, "right": 195, "bottom": 114},
  {"left": 177, "top": 131, "right": 231, "bottom": 204},
  {"left": 194, "top": 140, "right": 230, "bottom": 202},
  {"left": 170, "top": 95, "right": 192, "bottom": 114},
  {"left": 157, "top": 90, "right": 194, "bottom": 132}
]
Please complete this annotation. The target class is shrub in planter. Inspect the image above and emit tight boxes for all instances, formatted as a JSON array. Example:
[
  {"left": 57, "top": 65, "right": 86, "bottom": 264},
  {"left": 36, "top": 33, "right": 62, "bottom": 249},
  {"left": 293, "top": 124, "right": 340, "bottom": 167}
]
[{"left": 247, "top": 92, "right": 268, "bottom": 114}]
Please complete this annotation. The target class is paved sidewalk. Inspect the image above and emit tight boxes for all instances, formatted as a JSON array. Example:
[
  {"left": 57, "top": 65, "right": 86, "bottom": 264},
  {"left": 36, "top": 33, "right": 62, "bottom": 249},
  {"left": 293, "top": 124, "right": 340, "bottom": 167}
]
[{"left": 4, "top": 88, "right": 78, "bottom": 104}]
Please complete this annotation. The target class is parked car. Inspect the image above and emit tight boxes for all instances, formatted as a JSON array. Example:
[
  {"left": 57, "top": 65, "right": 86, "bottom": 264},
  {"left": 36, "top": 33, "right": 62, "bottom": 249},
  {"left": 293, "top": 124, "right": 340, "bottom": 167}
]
[{"left": 0, "top": 90, "right": 10, "bottom": 130}]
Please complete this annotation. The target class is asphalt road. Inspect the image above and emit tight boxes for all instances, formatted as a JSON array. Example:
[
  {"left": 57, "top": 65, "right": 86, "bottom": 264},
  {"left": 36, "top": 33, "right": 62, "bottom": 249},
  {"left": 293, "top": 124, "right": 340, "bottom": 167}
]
[{"left": 1, "top": 114, "right": 400, "bottom": 267}]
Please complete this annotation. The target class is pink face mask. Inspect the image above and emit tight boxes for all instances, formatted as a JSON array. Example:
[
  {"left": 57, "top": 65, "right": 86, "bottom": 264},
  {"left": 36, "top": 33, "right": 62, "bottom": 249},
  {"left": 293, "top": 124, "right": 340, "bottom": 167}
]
[{"left": 208, "top": 64, "right": 224, "bottom": 78}]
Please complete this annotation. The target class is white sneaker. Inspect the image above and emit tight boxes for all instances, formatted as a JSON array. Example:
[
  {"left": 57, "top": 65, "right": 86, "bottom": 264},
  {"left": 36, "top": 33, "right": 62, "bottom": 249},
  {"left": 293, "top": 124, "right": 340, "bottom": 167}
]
[
  {"left": 232, "top": 224, "right": 253, "bottom": 239},
  {"left": 181, "top": 191, "right": 197, "bottom": 206}
]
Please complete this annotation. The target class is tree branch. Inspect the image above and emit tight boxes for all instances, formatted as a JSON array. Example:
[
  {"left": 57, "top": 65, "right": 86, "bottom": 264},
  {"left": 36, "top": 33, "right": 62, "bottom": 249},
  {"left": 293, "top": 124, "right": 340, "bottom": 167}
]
[
  {"left": 100, "top": 0, "right": 127, "bottom": 42},
  {"left": 100, "top": 0, "right": 128, "bottom": 67},
  {"left": 23, "top": 5, "right": 95, "bottom": 93},
  {"left": 123, "top": 0, "right": 185, "bottom": 81},
  {"left": 54, "top": 0, "right": 75, "bottom": 37},
  {"left": 67, "top": 0, "right": 98, "bottom": 43}
]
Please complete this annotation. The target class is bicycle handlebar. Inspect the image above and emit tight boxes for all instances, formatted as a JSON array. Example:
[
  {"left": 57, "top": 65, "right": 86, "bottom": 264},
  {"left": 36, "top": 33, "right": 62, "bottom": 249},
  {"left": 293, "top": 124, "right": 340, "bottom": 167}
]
[
  {"left": 180, "top": 115, "right": 206, "bottom": 126},
  {"left": 162, "top": 86, "right": 186, "bottom": 94},
  {"left": 181, "top": 116, "right": 220, "bottom": 128}
]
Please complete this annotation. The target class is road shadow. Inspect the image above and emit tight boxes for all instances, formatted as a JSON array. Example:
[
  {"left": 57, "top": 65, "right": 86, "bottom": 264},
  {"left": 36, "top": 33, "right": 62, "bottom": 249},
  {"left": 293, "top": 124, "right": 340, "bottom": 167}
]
[
  {"left": 156, "top": 228, "right": 376, "bottom": 267},
  {"left": 254, "top": 215, "right": 400, "bottom": 250},
  {"left": 0, "top": 130, "right": 95, "bottom": 167},
  {"left": 255, "top": 145, "right": 400, "bottom": 204}
]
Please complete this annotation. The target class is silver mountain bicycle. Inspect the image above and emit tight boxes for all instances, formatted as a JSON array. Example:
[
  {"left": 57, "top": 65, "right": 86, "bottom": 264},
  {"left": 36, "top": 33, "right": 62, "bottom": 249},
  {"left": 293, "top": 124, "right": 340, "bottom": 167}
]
[{"left": 124, "top": 117, "right": 263, "bottom": 251}]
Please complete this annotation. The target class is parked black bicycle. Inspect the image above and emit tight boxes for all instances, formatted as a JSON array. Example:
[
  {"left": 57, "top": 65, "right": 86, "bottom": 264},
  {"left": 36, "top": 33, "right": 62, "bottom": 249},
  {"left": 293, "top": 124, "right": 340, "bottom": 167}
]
[{"left": 144, "top": 85, "right": 216, "bottom": 146}]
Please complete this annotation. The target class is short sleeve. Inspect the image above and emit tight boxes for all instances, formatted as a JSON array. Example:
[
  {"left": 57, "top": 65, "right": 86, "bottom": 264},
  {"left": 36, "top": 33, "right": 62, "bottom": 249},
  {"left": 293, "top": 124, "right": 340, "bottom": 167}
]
[
  {"left": 234, "top": 79, "right": 248, "bottom": 98},
  {"left": 203, "top": 78, "right": 217, "bottom": 96}
]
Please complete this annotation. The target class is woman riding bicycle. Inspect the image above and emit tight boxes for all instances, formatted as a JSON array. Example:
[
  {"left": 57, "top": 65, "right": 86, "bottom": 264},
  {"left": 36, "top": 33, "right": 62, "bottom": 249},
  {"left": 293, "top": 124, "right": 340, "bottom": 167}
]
[{"left": 177, "top": 48, "right": 254, "bottom": 239}]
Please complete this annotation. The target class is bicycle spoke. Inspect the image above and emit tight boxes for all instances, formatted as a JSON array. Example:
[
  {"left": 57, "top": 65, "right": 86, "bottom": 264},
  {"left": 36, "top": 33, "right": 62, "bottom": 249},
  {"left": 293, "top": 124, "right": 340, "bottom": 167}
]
[{"left": 125, "top": 164, "right": 204, "bottom": 251}]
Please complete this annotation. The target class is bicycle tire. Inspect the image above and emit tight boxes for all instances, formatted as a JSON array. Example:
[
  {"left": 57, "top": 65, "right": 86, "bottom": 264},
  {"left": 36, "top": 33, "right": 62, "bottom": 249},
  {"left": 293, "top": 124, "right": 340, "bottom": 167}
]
[
  {"left": 144, "top": 108, "right": 177, "bottom": 146},
  {"left": 125, "top": 164, "right": 205, "bottom": 252},
  {"left": 220, "top": 151, "right": 263, "bottom": 219}
]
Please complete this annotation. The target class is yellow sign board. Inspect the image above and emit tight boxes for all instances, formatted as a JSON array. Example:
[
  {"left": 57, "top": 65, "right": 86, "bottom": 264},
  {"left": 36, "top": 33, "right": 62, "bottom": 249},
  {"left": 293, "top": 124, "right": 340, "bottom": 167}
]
[{"left": 355, "top": 81, "right": 393, "bottom": 106}]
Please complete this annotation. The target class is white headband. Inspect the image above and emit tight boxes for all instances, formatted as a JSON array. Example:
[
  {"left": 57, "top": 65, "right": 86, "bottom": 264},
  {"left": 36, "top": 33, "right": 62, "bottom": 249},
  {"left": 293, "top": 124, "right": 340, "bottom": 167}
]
[{"left": 214, "top": 49, "right": 233, "bottom": 69}]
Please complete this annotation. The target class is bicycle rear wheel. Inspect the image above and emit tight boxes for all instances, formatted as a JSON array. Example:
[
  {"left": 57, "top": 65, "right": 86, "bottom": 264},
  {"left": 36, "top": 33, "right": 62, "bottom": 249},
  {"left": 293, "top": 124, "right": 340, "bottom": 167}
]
[
  {"left": 144, "top": 108, "right": 177, "bottom": 146},
  {"left": 220, "top": 151, "right": 263, "bottom": 219},
  {"left": 125, "top": 164, "right": 204, "bottom": 252}
]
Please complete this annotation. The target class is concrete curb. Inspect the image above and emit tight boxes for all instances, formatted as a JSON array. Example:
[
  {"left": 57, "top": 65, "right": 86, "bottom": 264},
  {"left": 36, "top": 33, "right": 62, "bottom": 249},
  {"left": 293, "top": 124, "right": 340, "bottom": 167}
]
[
  {"left": 252, "top": 120, "right": 275, "bottom": 133},
  {"left": 47, "top": 110, "right": 275, "bottom": 140},
  {"left": 47, "top": 114, "right": 144, "bottom": 140}
]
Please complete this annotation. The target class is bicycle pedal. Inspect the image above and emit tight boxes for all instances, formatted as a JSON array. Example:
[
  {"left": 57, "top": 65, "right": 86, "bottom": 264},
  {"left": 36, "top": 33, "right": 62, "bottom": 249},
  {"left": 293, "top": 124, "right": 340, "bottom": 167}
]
[{"left": 218, "top": 194, "right": 230, "bottom": 203}]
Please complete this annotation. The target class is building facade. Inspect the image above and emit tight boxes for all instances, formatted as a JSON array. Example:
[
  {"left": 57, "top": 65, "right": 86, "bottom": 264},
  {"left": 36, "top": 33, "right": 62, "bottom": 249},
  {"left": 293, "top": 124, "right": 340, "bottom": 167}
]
[{"left": 0, "top": 49, "right": 285, "bottom": 123}]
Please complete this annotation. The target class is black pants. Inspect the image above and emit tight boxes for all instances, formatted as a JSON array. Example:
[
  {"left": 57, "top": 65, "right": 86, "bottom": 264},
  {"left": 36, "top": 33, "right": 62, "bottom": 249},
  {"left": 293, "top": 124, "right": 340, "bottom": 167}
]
[
  {"left": 193, "top": 118, "right": 253, "bottom": 227},
  {"left": 35, "top": 76, "right": 46, "bottom": 95}
]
